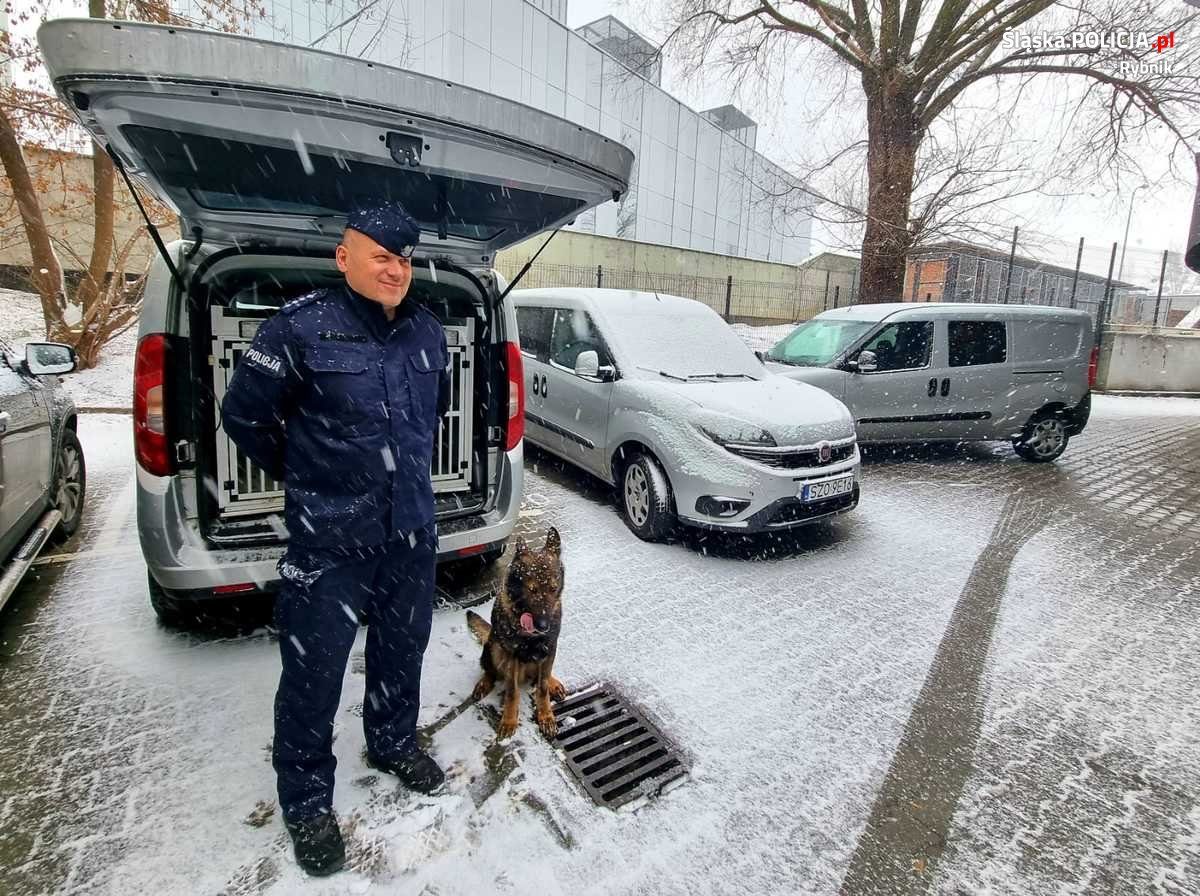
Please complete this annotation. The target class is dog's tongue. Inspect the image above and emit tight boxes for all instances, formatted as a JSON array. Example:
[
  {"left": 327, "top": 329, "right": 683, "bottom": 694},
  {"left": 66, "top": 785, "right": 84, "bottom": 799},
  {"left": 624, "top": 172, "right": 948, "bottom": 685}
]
[{"left": 519, "top": 613, "right": 535, "bottom": 634}]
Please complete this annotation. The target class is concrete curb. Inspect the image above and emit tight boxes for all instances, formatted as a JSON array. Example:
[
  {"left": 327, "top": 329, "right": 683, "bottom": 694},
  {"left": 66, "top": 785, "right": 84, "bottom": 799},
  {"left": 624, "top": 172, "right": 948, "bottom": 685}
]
[
  {"left": 78, "top": 406, "right": 133, "bottom": 414},
  {"left": 1098, "top": 391, "right": 1200, "bottom": 399}
]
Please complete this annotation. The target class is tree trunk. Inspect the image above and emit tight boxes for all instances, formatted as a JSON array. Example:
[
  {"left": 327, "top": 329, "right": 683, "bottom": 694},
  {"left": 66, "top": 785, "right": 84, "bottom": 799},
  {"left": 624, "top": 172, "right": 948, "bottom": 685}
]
[
  {"left": 860, "top": 75, "right": 920, "bottom": 303},
  {"left": 76, "top": 145, "right": 115, "bottom": 315},
  {"left": 0, "top": 106, "right": 69, "bottom": 339},
  {"left": 67, "top": 0, "right": 117, "bottom": 359},
  {"left": 73, "top": 326, "right": 105, "bottom": 369}
]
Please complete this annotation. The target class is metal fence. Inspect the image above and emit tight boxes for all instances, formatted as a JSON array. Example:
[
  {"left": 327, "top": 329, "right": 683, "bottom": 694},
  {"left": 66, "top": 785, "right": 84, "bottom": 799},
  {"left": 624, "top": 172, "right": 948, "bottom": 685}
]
[
  {"left": 941, "top": 251, "right": 1132, "bottom": 327},
  {"left": 493, "top": 257, "right": 1146, "bottom": 329},
  {"left": 494, "top": 260, "right": 851, "bottom": 324}
]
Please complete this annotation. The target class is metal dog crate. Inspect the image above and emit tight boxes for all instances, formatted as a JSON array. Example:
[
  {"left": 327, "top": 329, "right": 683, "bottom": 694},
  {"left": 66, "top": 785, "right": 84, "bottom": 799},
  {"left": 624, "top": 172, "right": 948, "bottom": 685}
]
[{"left": 210, "top": 306, "right": 474, "bottom": 518}]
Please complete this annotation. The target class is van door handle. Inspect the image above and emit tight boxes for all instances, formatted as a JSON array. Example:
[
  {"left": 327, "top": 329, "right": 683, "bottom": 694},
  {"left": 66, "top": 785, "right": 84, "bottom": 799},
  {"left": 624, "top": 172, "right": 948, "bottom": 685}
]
[
  {"left": 940, "top": 378, "right": 950, "bottom": 397},
  {"left": 540, "top": 375, "right": 548, "bottom": 398},
  {"left": 927, "top": 378, "right": 937, "bottom": 397},
  {"left": 0, "top": 411, "right": 9, "bottom": 433}
]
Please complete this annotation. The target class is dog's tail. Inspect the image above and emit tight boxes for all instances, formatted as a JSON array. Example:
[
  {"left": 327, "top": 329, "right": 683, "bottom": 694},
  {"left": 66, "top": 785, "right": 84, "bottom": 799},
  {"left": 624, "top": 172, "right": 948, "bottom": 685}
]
[{"left": 466, "top": 610, "right": 491, "bottom": 644}]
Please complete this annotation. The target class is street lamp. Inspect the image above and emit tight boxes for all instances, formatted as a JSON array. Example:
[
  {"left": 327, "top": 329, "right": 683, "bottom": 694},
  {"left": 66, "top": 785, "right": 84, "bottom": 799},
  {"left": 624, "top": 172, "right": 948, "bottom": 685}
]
[{"left": 1117, "top": 182, "right": 1149, "bottom": 282}]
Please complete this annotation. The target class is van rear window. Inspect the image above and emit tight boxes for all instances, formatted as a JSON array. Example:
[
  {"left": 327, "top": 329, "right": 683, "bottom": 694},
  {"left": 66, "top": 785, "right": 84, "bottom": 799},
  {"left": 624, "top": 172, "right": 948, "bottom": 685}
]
[
  {"left": 122, "top": 125, "right": 586, "bottom": 242},
  {"left": 1011, "top": 320, "right": 1084, "bottom": 363},
  {"left": 949, "top": 320, "right": 1007, "bottom": 366}
]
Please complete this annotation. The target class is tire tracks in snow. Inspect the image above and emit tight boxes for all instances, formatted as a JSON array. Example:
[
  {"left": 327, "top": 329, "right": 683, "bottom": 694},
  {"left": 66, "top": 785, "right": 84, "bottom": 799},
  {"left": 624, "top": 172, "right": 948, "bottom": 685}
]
[{"left": 840, "top": 488, "right": 1049, "bottom": 895}]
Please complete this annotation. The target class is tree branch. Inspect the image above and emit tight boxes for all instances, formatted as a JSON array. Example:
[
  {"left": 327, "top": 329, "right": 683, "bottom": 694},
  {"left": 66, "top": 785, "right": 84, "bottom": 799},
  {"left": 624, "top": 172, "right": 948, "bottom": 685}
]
[
  {"left": 755, "top": 2, "right": 871, "bottom": 68},
  {"left": 920, "top": 62, "right": 1191, "bottom": 146},
  {"left": 917, "top": 0, "right": 1055, "bottom": 81},
  {"left": 897, "top": 0, "right": 924, "bottom": 59},
  {"left": 879, "top": 0, "right": 901, "bottom": 62},
  {"left": 846, "top": 0, "right": 876, "bottom": 56},
  {"left": 913, "top": 0, "right": 973, "bottom": 73}
]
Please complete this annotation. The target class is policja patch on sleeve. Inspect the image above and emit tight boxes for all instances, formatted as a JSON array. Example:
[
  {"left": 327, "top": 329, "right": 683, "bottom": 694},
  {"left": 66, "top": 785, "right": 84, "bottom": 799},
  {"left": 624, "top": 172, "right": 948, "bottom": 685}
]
[{"left": 243, "top": 346, "right": 286, "bottom": 379}]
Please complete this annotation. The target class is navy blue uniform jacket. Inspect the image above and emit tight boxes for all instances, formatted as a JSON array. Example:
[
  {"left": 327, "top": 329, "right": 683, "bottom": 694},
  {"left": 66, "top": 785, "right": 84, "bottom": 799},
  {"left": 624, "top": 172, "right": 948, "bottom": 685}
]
[{"left": 221, "top": 285, "right": 450, "bottom": 549}]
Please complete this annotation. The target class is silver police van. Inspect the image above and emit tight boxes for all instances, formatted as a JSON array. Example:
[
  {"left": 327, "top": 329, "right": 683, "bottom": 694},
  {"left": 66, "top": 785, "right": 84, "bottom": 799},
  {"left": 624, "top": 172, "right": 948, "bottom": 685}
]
[
  {"left": 39, "top": 19, "right": 633, "bottom": 619},
  {"left": 513, "top": 288, "right": 860, "bottom": 541},
  {"left": 765, "top": 304, "right": 1095, "bottom": 462}
]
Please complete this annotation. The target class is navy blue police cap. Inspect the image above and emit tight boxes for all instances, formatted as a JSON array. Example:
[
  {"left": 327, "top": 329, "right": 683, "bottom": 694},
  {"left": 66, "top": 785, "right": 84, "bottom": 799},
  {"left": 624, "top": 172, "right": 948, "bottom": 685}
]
[{"left": 345, "top": 202, "right": 420, "bottom": 258}]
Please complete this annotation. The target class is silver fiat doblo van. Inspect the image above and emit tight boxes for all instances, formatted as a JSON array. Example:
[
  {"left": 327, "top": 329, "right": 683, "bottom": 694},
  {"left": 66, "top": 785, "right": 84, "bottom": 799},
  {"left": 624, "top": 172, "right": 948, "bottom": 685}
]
[
  {"left": 766, "top": 303, "right": 1094, "bottom": 462},
  {"left": 38, "top": 19, "right": 632, "bottom": 619}
]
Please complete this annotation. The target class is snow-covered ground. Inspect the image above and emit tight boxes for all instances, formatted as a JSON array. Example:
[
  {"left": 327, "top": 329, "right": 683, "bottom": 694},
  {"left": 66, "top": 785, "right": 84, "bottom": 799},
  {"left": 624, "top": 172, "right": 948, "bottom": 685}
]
[
  {"left": 729, "top": 321, "right": 796, "bottom": 353},
  {"left": 3, "top": 397, "right": 1198, "bottom": 895},
  {"left": 1, "top": 287, "right": 136, "bottom": 409}
]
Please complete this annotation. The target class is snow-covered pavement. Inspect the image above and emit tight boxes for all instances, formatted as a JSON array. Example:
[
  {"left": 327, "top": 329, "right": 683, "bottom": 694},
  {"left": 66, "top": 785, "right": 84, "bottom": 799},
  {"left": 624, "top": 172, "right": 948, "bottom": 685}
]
[{"left": 1, "top": 397, "right": 1198, "bottom": 895}]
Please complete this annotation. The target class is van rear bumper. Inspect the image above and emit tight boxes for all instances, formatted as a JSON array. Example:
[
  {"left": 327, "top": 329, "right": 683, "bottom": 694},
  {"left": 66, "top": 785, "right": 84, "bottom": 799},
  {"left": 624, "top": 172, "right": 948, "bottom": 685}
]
[{"left": 141, "top": 445, "right": 523, "bottom": 597}]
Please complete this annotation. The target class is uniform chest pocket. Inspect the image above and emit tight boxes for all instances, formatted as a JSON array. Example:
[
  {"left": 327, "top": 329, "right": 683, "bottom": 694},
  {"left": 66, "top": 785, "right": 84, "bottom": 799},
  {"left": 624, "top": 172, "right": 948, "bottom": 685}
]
[
  {"left": 407, "top": 353, "right": 441, "bottom": 426},
  {"left": 307, "top": 346, "right": 383, "bottom": 428}
]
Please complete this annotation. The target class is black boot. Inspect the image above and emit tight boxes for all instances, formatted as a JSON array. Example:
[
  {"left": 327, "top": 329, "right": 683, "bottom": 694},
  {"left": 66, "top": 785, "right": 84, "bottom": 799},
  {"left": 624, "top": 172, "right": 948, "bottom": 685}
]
[
  {"left": 368, "top": 747, "right": 446, "bottom": 794},
  {"left": 284, "top": 812, "right": 346, "bottom": 876}
]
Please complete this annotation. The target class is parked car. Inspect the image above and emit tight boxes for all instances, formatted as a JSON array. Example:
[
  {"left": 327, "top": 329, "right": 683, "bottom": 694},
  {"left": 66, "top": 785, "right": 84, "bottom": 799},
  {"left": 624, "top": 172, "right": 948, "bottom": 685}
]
[
  {"left": 512, "top": 288, "right": 861, "bottom": 540},
  {"left": 38, "top": 18, "right": 633, "bottom": 621},
  {"left": 0, "top": 340, "right": 85, "bottom": 614},
  {"left": 764, "top": 303, "right": 1095, "bottom": 462}
]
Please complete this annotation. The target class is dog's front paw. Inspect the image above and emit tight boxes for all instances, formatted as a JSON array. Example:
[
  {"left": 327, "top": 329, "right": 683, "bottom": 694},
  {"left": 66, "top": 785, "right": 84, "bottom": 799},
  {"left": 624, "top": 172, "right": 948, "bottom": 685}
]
[
  {"left": 497, "top": 716, "right": 518, "bottom": 740},
  {"left": 471, "top": 676, "right": 494, "bottom": 701},
  {"left": 547, "top": 677, "right": 567, "bottom": 701},
  {"left": 537, "top": 711, "right": 558, "bottom": 739}
]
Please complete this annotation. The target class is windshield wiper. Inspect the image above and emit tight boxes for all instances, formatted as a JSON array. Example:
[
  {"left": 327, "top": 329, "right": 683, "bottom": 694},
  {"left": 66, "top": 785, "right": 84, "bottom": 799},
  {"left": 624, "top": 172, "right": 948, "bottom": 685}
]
[
  {"left": 636, "top": 366, "right": 687, "bottom": 380},
  {"left": 686, "top": 372, "right": 757, "bottom": 380}
]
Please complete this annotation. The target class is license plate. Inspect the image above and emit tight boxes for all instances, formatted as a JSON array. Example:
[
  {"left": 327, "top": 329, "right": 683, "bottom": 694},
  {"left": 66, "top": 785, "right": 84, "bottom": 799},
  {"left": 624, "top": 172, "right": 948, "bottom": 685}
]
[{"left": 800, "top": 475, "right": 854, "bottom": 503}]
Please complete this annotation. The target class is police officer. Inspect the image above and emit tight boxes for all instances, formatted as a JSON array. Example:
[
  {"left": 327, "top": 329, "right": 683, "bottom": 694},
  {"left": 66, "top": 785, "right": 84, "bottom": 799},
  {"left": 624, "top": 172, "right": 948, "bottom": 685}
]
[{"left": 222, "top": 203, "right": 451, "bottom": 877}]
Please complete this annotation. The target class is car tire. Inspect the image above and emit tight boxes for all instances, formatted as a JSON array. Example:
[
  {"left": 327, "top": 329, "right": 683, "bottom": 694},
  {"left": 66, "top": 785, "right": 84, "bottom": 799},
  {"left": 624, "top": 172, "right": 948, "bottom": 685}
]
[
  {"left": 50, "top": 428, "right": 86, "bottom": 543},
  {"left": 147, "top": 572, "right": 191, "bottom": 626},
  {"left": 1013, "top": 411, "right": 1069, "bottom": 463},
  {"left": 619, "top": 452, "right": 675, "bottom": 542}
]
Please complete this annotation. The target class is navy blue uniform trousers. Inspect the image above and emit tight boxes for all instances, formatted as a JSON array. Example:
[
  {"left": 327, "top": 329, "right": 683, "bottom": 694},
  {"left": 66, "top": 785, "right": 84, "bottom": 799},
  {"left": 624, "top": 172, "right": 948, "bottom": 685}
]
[{"left": 272, "top": 524, "right": 436, "bottom": 823}]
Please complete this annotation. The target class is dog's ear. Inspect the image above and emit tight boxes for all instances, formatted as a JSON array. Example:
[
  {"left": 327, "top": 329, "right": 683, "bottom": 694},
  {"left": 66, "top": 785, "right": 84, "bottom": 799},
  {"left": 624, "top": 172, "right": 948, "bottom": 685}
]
[{"left": 544, "top": 527, "right": 561, "bottom": 556}]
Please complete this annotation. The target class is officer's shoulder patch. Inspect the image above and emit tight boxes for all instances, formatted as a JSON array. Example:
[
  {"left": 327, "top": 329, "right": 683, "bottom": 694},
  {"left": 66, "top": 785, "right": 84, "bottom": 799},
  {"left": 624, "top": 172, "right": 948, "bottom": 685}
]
[
  {"left": 242, "top": 346, "right": 286, "bottom": 379},
  {"left": 279, "top": 289, "right": 326, "bottom": 316}
]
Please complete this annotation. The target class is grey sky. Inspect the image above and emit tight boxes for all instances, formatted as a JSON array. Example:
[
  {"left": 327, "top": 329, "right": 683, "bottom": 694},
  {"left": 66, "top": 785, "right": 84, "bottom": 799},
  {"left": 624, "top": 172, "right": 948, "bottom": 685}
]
[
  {"left": 567, "top": 1, "right": 1198, "bottom": 291},
  {"left": 13, "top": 0, "right": 1197, "bottom": 290}
]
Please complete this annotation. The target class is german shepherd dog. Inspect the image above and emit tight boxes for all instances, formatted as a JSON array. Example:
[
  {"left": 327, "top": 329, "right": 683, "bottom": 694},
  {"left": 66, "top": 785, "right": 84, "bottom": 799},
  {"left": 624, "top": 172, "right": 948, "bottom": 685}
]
[{"left": 467, "top": 527, "right": 566, "bottom": 739}]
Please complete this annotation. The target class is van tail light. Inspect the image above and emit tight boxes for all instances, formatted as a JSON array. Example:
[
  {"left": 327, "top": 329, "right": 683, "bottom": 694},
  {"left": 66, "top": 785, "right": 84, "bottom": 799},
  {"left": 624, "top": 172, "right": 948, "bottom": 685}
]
[
  {"left": 504, "top": 341, "right": 525, "bottom": 452},
  {"left": 1087, "top": 345, "right": 1099, "bottom": 390},
  {"left": 134, "top": 333, "right": 173, "bottom": 476}
]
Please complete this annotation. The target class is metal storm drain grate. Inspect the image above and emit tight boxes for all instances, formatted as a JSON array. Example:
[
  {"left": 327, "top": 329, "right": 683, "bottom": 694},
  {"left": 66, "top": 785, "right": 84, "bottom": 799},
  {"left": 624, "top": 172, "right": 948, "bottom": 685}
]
[{"left": 549, "top": 684, "right": 688, "bottom": 810}]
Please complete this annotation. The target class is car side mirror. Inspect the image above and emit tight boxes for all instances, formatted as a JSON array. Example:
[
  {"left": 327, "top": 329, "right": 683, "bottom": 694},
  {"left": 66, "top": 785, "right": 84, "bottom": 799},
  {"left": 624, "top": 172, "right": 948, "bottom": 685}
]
[
  {"left": 854, "top": 350, "right": 878, "bottom": 373},
  {"left": 25, "top": 342, "right": 76, "bottom": 376},
  {"left": 574, "top": 350, "right": 600, "bottom": 378}
]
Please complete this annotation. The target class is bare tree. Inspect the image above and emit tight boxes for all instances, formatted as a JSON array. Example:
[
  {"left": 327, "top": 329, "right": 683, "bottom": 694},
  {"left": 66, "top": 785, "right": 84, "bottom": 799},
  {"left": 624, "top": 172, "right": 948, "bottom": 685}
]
[
  {"left": 0, "top": 0, "right": 265, "bottom": 363},
  {"left": 663, "top": 0, "right": 1200, "bottom": 301}
]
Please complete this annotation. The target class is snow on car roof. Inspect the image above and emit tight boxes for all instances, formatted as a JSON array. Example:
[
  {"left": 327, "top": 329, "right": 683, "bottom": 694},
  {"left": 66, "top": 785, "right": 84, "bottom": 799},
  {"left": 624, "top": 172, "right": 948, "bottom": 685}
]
[
  {"left": 816, "top": 302, "right": 1093, "bottom": 322},
  {"left": 512, "top": 288, "right": 714, "bottom": 316},
  {"left": 513, "top": 288, "right": 762, "bottom": 379}
]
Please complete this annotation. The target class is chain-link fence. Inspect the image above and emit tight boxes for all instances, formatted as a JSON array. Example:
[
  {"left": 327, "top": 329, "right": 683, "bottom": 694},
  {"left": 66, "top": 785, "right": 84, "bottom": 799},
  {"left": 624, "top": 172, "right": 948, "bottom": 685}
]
[{"left": 494, "top": 259, "right": 853, "bottom": 324}]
